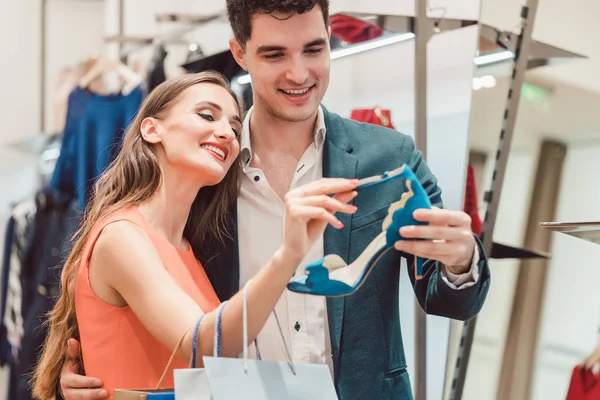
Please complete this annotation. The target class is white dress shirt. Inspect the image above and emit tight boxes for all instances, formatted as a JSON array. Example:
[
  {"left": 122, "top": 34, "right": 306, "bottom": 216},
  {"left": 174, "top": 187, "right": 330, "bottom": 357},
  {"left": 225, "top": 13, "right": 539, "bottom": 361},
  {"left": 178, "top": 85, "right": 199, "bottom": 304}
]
[{"left": 236, "top": 106, "right": 480, "bottom": 373}]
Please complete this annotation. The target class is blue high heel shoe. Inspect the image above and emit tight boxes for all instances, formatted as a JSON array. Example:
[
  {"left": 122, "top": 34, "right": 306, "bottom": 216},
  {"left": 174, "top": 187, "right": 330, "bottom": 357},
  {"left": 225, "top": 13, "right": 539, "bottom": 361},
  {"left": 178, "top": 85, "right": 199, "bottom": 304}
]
[{"left": 287, "top": 164, "right": 431, "bottom": 297}]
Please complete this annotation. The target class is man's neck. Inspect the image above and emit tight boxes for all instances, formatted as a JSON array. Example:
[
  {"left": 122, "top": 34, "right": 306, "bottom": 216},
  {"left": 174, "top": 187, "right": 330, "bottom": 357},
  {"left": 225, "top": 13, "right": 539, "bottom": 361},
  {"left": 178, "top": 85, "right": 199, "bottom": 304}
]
[{"left": 249, "top": 105, "right": 317, "bottom": 160}]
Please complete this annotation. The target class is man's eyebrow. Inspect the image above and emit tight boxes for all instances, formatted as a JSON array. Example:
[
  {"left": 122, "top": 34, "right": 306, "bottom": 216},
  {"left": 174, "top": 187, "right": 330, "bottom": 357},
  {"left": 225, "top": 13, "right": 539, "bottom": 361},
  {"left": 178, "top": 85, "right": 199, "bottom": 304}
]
[
  {"left": 305, "top": 39, "right": 327, "bottom": 48},
  {"left": 256, "top": 45, "right": 286, "bottom": 54},
  {"left": 256, "top": 39, "right": 328, "bottom": 54}
]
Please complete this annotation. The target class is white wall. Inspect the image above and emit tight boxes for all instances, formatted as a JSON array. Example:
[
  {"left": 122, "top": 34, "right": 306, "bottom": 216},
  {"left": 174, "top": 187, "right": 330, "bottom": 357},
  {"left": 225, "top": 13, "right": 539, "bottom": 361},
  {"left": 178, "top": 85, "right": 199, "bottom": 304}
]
[
  {"left": 531, "top": 140, "right": 600, "bottom": 399},
  {"left": 460, "top": 146, "right": 539, "bottom": 399},
  {"left": 44, "top": 0, "right": 105, "bottom": 132}
]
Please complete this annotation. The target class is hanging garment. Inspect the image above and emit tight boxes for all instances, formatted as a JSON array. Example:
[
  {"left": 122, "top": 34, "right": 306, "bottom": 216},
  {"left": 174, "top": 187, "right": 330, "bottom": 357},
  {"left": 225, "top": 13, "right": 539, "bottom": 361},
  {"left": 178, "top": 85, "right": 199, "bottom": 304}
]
[
  {"left": 566, "top": 365, "right": 600, "bottom": 400},
  {"left": 181, "top": 49, "right": 245, "bottom": 81},
  {"left": 350, "top": 107, "right": 395, "bottom": 128},
  {"left": 1, "top": 200, "right": 35, "bottom": 365},
  {"left": 463, "top": 165, "right": 483, "bottom": 235},
  {"left": 330, "top": 14, "right": 384, "bottom": 44},
  {"left": 145, "top": 44, "right": 168, "bottom": 94},
  {"left": 49, "top": 85, "right": 144, "bottom": 210},
  {"left": 0, "top": 215, "right": 15, "bottom": 366},
  {"left": 7, "top": 188, "right": 80, "bottom": 400}
]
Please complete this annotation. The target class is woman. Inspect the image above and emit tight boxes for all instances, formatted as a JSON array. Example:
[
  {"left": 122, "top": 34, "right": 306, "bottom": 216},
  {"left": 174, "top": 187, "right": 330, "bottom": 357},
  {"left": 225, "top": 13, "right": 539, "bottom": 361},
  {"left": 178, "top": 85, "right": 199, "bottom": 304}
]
[{"left": 31, "top": 71, "right": 358, "bottom": 399}]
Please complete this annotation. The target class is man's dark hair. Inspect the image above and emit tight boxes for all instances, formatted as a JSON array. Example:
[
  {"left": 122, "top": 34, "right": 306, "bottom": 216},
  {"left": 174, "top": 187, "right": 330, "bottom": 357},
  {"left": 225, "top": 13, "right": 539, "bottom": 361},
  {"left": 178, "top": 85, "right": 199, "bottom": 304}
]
[{"left": 226, "top": 0, "right": 330, "bottom": 47}]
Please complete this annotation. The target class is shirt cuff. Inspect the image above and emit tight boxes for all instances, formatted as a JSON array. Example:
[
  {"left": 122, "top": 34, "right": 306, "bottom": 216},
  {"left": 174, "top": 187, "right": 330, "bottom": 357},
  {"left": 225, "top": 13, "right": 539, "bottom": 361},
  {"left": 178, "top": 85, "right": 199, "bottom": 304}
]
[{"left": 440, "top": 244, "right": 480, "bottom": 290}]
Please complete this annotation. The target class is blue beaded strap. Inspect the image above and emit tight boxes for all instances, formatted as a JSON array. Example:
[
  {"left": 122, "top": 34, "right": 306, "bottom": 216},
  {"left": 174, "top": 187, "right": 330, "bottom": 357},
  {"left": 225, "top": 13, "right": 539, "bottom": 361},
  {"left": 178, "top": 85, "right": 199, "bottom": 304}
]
[
  {"left": 255, "top": 339, "right": 261, "bottom": 361},
  {"left": 191, "top": 314, "right": 206, "bottom": 368},
  {"left": 214, "top": 301, "right": 228, "bottom": 358}
]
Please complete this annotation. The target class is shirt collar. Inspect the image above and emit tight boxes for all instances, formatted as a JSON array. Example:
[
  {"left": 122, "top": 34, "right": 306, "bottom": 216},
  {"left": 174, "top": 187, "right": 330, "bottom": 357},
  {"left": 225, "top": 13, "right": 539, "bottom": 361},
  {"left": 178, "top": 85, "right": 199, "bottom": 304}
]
[{"left": 240, "top": 105, "right": 327, "bottom": 168}]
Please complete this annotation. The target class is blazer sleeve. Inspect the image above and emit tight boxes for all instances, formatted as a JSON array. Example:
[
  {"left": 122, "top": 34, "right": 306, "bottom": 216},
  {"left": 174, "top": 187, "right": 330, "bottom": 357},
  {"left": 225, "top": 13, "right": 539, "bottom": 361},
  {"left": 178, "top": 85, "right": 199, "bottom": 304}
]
[{"left": 401, "top": 134, "right": 491, "bottom": 321}]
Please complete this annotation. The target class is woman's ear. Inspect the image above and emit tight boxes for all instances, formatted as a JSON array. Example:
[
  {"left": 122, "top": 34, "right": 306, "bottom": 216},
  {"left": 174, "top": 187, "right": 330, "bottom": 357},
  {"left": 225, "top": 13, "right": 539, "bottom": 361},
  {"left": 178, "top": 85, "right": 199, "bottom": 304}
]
[{"left": 140, "top": 117, "right": 162, "bottom": 144}]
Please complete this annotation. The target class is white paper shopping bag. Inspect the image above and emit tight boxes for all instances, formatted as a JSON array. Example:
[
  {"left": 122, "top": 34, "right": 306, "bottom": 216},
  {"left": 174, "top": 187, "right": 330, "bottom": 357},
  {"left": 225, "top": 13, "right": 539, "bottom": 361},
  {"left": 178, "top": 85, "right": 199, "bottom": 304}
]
[{"left": 175, "top": 280, "right": 339, "bottom": 400}]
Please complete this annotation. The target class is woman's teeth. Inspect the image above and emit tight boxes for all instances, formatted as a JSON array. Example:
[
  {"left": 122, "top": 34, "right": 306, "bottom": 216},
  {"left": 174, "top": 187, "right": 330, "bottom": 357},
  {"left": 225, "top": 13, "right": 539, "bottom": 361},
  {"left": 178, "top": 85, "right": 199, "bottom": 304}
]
[{"left": 201, "top": 144, "right": 225, "bottom": 159}]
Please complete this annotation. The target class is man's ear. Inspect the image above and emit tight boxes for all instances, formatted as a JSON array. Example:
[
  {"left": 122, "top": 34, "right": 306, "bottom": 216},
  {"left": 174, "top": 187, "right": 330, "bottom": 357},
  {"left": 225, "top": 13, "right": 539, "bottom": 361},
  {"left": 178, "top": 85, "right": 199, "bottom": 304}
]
[
  {"left": 229, "top": 38, "right": 248, "bottom": 71},
  {"left": 140, "top": 117, "right": 162, "bottom": 144},
  {"left": 328, "top": 25, "right": 331, "bottom": 39}
]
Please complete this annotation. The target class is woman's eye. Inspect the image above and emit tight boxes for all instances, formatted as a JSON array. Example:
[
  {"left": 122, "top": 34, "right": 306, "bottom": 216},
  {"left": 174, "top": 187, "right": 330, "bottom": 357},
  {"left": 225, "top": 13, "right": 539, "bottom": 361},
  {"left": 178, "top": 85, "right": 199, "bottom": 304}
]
[{"left": 198, "top": 112, "right": 215, "bottom": 122}]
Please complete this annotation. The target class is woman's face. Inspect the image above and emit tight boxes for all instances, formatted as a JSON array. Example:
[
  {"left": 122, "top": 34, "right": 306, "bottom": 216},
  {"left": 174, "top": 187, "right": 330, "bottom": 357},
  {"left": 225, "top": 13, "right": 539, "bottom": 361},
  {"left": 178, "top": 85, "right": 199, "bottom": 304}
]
[{"left": 144, "top": 83, "right": 242, "bottom": 185}]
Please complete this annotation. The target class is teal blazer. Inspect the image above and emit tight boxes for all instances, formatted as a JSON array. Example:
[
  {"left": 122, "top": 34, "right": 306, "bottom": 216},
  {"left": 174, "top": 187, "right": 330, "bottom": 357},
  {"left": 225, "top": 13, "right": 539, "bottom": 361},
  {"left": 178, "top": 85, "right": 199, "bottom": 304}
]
[{"left": 201, "top": 106, "right": 491, "bottom": 400}]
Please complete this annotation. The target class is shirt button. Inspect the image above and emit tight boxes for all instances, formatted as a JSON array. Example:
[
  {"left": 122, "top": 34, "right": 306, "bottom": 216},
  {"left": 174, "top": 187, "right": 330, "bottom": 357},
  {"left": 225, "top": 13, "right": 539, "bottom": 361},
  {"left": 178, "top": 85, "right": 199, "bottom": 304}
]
[
  {"left": 294, "top": 321, "right": 301, "bottom": 331},
  {"left": 254, "top": 175, "right": 260, "bottom": 182}
]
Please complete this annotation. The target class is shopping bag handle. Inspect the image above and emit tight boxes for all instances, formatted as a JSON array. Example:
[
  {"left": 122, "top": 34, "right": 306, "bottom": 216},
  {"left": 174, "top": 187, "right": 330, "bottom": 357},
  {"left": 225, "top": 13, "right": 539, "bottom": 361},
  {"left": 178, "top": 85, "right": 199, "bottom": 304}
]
[
  {"left": 155, "top": 321, "right": 196, "bottom": 389},
  {"left": 155, "top": 313, "right": 208, "bottom": 388},
  {"left": 242, "top": 280, "right": 296, "bottom": 375},
  {"left": 191, "top": 313, "right": 207, "bottom": 368}
]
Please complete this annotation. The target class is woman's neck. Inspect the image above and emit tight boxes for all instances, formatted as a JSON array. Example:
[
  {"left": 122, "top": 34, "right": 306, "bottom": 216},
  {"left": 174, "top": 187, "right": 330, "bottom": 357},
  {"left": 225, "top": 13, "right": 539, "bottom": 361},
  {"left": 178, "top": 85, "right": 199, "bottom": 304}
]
[{"left": 137, "top": 167, "right": 202, "bottom": 250}]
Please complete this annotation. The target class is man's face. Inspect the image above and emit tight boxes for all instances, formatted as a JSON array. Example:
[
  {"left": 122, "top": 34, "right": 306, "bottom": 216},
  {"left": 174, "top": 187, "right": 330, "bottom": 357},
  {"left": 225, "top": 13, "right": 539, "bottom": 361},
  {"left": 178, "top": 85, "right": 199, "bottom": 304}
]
[{"left": 230, "top": 6, "right": 331, "bottom": 123}]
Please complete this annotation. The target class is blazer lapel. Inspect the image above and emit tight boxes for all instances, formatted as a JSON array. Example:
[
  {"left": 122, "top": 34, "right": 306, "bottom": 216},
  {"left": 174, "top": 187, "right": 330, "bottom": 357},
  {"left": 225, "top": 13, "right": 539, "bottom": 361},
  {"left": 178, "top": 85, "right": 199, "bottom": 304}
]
[
  {"left": 322, "top": 106, "right": 358, "bottom": 376},
  {"left": 202, "top": 201, "right": 240, "bottom": 302}
]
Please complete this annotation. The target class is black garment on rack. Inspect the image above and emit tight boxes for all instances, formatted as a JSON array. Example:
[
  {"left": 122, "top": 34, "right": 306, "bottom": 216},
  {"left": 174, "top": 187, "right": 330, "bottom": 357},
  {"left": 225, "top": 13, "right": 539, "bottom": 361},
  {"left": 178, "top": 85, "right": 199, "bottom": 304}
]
[
  {"left": 146, "top": 44, "right": 168, "bottom": 94},
  {"left": 181, "top": 49, "right": 254, "bottom": 111},
  {"left": 0, "top": 215, "right": 15, "bottom": 366},
  {"left": 180, "top": 49, "right": 243, "bottom": 80},
  {"left": 7, "top": 188, "right": 80, "bottom": 400}
]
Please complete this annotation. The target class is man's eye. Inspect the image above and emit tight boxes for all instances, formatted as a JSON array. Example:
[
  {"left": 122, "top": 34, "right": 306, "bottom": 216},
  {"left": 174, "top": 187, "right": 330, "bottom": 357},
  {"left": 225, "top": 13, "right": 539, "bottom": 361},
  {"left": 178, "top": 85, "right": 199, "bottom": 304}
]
[{"left": 264, "top": 53, "right": 283, "bottom": 59}]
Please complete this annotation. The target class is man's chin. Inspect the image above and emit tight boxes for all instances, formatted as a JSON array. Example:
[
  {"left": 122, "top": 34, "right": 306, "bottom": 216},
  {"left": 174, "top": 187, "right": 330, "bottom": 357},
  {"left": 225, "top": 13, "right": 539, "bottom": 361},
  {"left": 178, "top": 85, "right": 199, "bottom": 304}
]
[{"left": 275, "top": 104, "right": 319, "bottom": 123}]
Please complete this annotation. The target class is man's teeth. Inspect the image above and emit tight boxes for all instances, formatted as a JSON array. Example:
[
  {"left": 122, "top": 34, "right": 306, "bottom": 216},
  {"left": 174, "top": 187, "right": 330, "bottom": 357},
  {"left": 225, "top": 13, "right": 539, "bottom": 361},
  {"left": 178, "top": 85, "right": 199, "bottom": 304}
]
[
  {"left": 201, "top": 145, "right": 226, "bottom": 159},
  {"left": 282, "top": 88, "right": 310, "bottom": 95}
]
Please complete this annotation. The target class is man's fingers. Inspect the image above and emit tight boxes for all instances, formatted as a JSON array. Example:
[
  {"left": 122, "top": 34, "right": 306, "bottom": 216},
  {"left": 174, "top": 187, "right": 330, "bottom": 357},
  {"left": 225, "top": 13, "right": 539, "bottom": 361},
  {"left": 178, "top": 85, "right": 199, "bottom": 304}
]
[
  {"left": 394, "top": 240, "right": 470, "bottom": 266},
  {"left": 399, "top": 225, "right": 472, "bottom": 242},
  {"left": 62, "top": 387, "right": 108, "bottom": 400},
  {"left": 61, "top": 373, "right": 103, "bottom": 389},
  {"left": 413, "top": 208, "right": 471, "bottom": 227},
  {"left": 287, "top": 178, "right": 359, "bottom": 199},
  {"left": 62, "top": 339, "right": 81, "bottom": 374}
]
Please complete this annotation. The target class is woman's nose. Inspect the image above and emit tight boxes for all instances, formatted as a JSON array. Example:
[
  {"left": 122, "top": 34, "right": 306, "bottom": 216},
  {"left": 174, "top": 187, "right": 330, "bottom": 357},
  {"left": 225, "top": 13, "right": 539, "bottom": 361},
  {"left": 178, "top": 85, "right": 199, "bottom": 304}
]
[{"left": 215, "top": 121, "right": 236, "bottom": 142}]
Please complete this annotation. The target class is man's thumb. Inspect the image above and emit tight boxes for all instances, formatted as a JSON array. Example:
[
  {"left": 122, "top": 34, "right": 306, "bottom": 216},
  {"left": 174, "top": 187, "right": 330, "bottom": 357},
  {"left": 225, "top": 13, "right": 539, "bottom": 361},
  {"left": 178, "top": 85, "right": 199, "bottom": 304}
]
[{"left": 62, "top": 338, "right": 82, "bottom": 373}]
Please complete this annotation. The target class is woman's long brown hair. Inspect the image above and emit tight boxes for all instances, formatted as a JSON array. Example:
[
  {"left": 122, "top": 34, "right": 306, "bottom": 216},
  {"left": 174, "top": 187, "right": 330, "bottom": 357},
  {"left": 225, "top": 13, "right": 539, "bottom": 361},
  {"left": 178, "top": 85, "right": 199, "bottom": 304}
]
[{"left": 30, "top": 71, "right": 243, "bottom": 399}]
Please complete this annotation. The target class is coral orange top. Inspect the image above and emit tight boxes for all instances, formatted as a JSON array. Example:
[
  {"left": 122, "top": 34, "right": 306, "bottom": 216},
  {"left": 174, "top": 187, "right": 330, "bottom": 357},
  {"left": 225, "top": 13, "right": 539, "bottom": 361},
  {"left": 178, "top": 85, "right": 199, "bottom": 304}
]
[{"left": 75, "top": 208, "right": 221, "bottom": 398}]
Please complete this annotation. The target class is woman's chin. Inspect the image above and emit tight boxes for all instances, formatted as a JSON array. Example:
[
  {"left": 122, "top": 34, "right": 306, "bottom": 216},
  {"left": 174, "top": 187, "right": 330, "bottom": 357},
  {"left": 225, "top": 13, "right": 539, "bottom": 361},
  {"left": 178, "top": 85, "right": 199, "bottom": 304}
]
[{"left": 196, "top": 167, "right": 227, "bottom": 186}]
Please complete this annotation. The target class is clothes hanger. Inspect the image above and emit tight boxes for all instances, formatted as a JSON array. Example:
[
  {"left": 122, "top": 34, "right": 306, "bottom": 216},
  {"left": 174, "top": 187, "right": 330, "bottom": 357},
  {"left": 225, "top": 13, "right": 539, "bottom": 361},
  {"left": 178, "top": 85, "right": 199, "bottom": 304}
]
[{"left": 78, "top": 56, "right": 142, "bottom": 95}]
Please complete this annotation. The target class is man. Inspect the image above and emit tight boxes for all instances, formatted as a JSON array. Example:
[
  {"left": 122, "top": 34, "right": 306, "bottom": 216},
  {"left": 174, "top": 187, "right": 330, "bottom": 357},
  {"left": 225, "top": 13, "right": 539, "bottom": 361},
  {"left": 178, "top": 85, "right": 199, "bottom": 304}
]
[{"left": 58, "top": 1, "right": 490, "bottom": 399}]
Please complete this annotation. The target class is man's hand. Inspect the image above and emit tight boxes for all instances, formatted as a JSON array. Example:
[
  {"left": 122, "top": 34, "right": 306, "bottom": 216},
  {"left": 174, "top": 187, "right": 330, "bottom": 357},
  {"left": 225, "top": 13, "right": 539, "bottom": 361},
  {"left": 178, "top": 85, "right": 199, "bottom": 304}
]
[
  {"left": 60, "top": 339, "right": 108, "bottom": 400},
  {"left": 394, "top": 206, "right": 476, "bottom": 274}
]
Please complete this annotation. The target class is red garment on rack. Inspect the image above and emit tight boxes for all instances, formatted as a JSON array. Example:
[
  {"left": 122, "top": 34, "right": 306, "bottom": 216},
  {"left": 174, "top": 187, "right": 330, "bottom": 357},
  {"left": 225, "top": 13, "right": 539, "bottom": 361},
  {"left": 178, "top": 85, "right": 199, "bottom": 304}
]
[
  {"left": 330, "top": 14, "right": 383, "bottom": 44},
  {"left": 350, "top": 108, "right": 394, "bottom": 129},
  {"left": 566, "top": 366, "right": 600, "bottom": 400},
  {"left": 463, "top": 165, "right": 483, "bottom": 235}
]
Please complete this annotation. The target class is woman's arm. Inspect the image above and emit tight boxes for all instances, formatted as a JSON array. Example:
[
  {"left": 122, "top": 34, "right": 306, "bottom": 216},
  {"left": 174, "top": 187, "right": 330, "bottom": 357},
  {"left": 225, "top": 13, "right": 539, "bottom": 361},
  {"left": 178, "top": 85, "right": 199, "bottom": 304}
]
[{"left": 90, "top": 177, "right": 358, "bottom": 365}]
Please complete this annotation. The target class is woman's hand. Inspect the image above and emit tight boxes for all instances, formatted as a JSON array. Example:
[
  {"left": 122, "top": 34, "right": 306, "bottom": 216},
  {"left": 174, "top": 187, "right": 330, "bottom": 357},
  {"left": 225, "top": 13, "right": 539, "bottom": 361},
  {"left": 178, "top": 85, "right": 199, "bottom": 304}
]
[{"left": 281, "top": 178, "right": 358, "bottom": 262}]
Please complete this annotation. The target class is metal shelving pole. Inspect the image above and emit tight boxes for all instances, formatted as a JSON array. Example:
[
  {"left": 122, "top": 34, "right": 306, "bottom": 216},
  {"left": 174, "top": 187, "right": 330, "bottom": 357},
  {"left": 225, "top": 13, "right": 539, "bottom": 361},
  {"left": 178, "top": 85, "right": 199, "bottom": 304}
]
[
  {"left": 448, "top": 1, "right": 540, "bottom": 399},
  {"left": 414, "top": 1, "right": 431, "bottom": 398}
]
